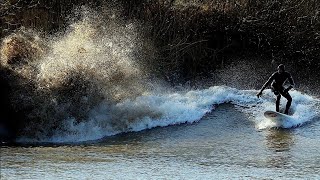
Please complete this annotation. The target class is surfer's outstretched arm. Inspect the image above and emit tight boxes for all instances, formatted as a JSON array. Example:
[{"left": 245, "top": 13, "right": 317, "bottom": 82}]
[{"left": 257, "top": 73, "right": 275, "bottom": 98}]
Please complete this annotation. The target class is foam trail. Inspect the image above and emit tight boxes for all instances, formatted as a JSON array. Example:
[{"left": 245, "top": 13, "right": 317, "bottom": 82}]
[{"left": 26, "top": 86, "right": 318, "bottom": 143}]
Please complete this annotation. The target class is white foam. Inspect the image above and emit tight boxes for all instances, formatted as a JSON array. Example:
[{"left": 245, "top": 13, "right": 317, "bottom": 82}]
[{"left": 39, "top": 86, "right": 319, "bottom": 143}]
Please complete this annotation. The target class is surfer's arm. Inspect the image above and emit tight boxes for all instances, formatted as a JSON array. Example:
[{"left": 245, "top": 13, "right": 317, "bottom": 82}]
[
  {"left": 257, "top": 74, "right": 274, "bottom": 98},
  {"left": 285, "top": 73, "right": 295, "bottom": 93},
  {"left": 288, "top": 73, "right": 294, "bottom": 87}
]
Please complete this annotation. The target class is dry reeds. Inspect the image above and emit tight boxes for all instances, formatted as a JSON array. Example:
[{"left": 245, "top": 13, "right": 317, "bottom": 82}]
[{"left": 119, "top": 0, "right": 320, "bottom": 79}]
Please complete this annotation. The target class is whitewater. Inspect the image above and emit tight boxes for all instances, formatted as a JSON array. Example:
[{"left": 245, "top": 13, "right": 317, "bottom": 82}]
[{"left": 20, "top": 86, "right": 317, "bottom": 143}]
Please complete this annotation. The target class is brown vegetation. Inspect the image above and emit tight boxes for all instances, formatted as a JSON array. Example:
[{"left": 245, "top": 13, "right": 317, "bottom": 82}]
[{"left": 119, "top": 0, "right": 320, "bottom": 80}]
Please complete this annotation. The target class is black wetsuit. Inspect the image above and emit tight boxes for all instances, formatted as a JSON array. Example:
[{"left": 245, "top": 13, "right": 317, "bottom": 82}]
[{"left": 263, "top": 71, "right": 295, "bottom": 113}]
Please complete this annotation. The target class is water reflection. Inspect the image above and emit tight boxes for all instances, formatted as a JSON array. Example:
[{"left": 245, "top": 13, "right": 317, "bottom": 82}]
[{"left": 265, "top": 129, "right": 295, "bottom": 168}]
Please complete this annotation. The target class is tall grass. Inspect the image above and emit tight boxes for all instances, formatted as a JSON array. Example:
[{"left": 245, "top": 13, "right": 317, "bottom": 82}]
[{"left": 120, "top": 0, "right": 320, "bottom": 79}]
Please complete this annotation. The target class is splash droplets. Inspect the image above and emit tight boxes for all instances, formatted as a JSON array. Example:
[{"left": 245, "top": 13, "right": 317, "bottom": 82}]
[{"left": 0, "top": 9, "right": 156, "bottom": 140}]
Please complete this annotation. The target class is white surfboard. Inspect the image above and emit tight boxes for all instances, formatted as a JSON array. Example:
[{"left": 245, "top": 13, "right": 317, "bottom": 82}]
[{"left": 264, "top": 110, "right": 291, "bottom": 124}]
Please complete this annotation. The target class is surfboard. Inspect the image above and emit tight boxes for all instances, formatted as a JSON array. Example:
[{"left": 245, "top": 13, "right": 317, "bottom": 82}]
[{"left": 264, "top": 110, "right": 291, "bottom": 124}]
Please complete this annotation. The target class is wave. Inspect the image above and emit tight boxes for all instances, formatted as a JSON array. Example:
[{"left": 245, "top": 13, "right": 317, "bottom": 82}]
[{"left": 16, "top": 86, "right": 320, "bottom": 143}]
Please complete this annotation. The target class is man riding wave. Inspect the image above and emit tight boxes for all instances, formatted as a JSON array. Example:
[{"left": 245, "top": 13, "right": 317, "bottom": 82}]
[{"left": 257, "top": 64, "right": 295, "bottom": 114}]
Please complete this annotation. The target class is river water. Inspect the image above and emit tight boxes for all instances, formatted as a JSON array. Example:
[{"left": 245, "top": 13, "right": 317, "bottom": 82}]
[{"left": 2, "top": 104, "right": 320, "bottom": 179}]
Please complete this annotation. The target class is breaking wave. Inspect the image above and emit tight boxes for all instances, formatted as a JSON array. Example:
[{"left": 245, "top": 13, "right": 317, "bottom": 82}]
[
  {"left": 1, "top": 9, "right": 319, "bottom": 143},
  {"left": 18, "top": 86, "right": 320, "bottom": 143}
]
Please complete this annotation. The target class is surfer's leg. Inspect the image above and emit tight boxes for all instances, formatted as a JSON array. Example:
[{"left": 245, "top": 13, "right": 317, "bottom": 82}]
[
  {"left": 272, "top": 86, "right": 281, "bottom": 112},
  {"left": 283, "top": 93, "right": 292, "bottom": 114},
  {"left": 276, "top": 95, "right": 281, "bottom": 112}
]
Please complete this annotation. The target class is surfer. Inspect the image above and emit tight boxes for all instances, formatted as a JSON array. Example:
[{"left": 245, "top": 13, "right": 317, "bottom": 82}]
[{"left": 257, "top": 64, "right": 295, "bottom": 114}]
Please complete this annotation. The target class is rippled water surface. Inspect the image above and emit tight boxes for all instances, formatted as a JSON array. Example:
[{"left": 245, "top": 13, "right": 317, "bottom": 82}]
[{"left": 1, "top": 105, "right": 320, "bottom": 179}]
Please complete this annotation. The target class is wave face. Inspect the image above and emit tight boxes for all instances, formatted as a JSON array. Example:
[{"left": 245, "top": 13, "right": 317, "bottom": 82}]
[{"left": 1, "top": 9, "right": 319, "bottom": 143}]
